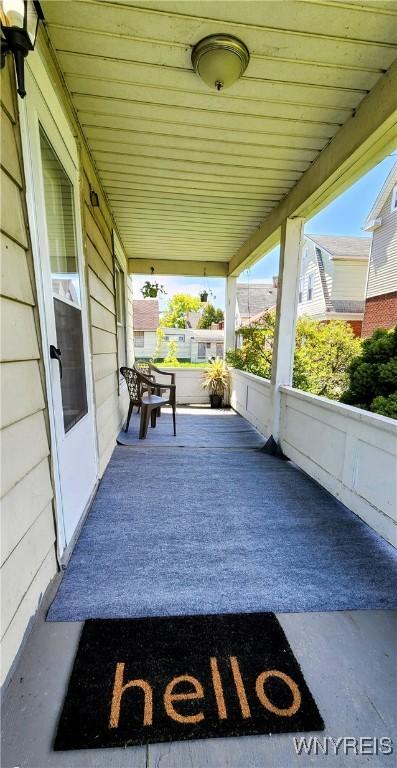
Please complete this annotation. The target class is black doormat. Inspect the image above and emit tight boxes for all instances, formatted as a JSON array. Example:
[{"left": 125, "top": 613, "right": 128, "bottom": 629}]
[{"left": 54, "top": 613, "right": 324, "bottom": 750}]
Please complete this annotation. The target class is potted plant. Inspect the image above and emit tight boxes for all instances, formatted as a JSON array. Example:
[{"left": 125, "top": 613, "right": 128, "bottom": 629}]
[
  {"left": 141, "top": 280, "right": 166, "bottom": 299},
  {"left": 199, "top": 288, "right": 215, "bottom": 303},
  {"left": 202, "top": 357, "right": 230, "bottom": 408}
]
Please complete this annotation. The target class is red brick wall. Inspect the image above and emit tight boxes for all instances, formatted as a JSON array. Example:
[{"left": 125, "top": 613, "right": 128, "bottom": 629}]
[
  {"left": 347, "top": 320, "right": 362, "bottom": 337},
  {"left": 361, "top": 292, "right": 397, "bottom": 338}
]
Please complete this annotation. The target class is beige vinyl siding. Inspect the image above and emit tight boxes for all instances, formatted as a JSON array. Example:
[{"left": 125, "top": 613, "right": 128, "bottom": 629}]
[
  {"left": 0, "top": 62, "right": 57, "bottom": 686},
  {"left": 331, "top": 259, "right": 368, "bottom": 300},
  {"left": 80, "top": 152, "right": 129, "bottom": 475},
  {"left": 367, "top": 188, "right": 397, "bottom": 298}
]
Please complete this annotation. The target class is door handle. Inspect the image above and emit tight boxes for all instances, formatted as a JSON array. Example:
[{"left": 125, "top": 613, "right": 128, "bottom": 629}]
[{"left": 50, "top": 344, "right": 63, "bottom": 379}]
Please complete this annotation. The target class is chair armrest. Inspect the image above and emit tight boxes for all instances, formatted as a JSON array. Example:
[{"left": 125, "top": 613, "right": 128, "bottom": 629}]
[
  {"left": 150, "top": 364, "right": 176, "bottom": 386},
  {"left": 135, "top": 369, "right": 157, "bottom": 391}
]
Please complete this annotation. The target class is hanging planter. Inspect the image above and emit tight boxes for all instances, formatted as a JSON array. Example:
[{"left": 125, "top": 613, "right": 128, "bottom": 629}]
[
  {"left": 199, "top": 290, "right": 208, "bottom": 303},
  {"left": 141, "top": 281, "right": 166, "bottom": 299}
]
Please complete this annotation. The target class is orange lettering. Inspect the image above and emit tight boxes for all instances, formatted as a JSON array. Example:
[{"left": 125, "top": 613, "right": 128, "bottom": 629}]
[
  {"left": 255, "top": 670, "right": 301, "bottom": 716},
  {"left": 230, "top": 657, "right": 251, "bottom": 718},
  {"left": 210, "top": 657, "right": 227, "bottom": 719},
  {"left": 164, "top": 675, "right": 204, "bottom": 723},
  {"left": 109, "top": 662, "right": 153, "bottom": 728}
]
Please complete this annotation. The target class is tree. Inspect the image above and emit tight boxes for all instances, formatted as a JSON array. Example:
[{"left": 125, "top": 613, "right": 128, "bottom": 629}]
[
  {"left": 341, "top": 326, "right": 397, "bottom": 418},
  {"left": 197, "top": 303, "right": 224, "bottom": 329},
  {"left": 164, "top": 339, "right": 179, "bottom": 366},
  {"left": 162, "top": 293, "right": 201, "bottom": 328},
  {"left": 152, "top": 327, "right": 165, "bottom": 362},
  {"left": 226, "top": 312, "right": 275, "bottom": 379},
  {"left": 226, "top": 313, "right": 361, "bottom": 400},
  {"left": 294, "top": 317, "right": 361, "bottom": 399}
]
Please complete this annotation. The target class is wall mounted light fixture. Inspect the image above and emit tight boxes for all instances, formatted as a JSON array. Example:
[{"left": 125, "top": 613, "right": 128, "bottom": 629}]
[
  {"left": 89, "top": 188, "right": 99, "bottom": 207},
  {"left": 191, "top": 34, "right": 250, "bottom": 92},
  {"left": 1, "top": 0, "right": 44, "bottom": 97}
]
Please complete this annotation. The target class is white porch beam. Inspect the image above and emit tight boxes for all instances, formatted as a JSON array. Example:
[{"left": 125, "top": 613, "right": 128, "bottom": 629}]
[
  {"left": 128, "top": 258, "right": 228, "bottom": 277},
  {"left": 229, "top": 61, "right": 397, "bottom": 277},
  {"left": 224, "top": 276, "right": 237, "bottom": 358},
  {"left": 266, "top": 217, "right": 305, "bottom": 452}
]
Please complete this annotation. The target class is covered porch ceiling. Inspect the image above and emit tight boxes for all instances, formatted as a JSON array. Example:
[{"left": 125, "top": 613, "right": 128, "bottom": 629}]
[{"left": 41, "top": 0, "right": 397, "bottom": 276}]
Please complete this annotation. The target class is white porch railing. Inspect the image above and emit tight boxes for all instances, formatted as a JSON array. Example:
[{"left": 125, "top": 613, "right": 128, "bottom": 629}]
[
  {"left": 229, "top": 368, "right": 273, "bottom": 435},
  {"left": 153, "top": 368, "right": 209, "bottom": 405},
  {"left": 229, "top": 368, "right": 397, "bottom": 547}
]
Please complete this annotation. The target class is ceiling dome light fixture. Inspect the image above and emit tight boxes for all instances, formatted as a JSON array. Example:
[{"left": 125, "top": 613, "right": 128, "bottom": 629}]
[{"left": 191, "top": 34, "right": 250, "bottom": 92}]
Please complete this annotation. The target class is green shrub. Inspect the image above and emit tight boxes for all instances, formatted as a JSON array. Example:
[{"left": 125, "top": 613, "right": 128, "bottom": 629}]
[{"left": 341, "top": 326, "right": 397, "bottom": 417}]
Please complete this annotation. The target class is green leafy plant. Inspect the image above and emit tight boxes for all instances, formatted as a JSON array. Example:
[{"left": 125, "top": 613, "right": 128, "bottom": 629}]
[
  {"left": 162, "top": 293, "right": 201, "bottom": 328},
  {"left": 341, "top": 326, "right": 397, "bottom": 418},
  {"left": 141, "top": 280, "right": 166, "bottom": 299},
  {"left": 197, "top": 302, "right": 224, "bottom": 329},
  {"left": 202, "top": 357, "right": 231, "bottom": 396},
  {"left": 152, "top": 327, "right": 165, "bottom": 362},
  {"left": 164, "top": 339, "right": 179, "bottom": 367},
  {"left": 226, "top": 313, "right": 361, "bottom": 400}
]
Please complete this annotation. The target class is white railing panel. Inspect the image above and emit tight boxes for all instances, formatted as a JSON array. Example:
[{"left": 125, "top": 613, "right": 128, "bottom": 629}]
[
  {"left": 279, "top": 386, "right": 397, "bottom": 546},
  {"left": 155, "top": 368, "right": 209, "bottom": 405},
  {"left": 229, "top": 369, "right": 272, "bottom": 437}
]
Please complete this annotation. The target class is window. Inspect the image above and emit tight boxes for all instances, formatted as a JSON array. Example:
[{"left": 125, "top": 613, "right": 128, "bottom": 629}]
[
  {"left": 115, "top": 264, "right": 127, "bottom": 369},
  {"left": 40, "top": 128, "right": 88, "bottom": 433},
  {"left": 134, "top": 331, "right": 144, "bottom": 348},
  {"left": 298, "top": 278, "right": 303, "bottom": 303},
  {"left": 307, "top": 273, "right": 314, "bottom": 301},
  {"left": 391, "top": 185, "right": 397, "bottom": 212},
  {"left": 178, "top": 335, "right": 185, "bottom": 343},
  {"left": 216, "top": 343, "right": 224, "bottom": 357}
]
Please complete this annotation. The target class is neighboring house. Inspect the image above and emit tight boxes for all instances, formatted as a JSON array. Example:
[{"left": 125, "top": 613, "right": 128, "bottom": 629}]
[
  {"left": 297, "top": 234, "right": 371, "bottom": 335},
  {"left": 236, "top": 280, "right": 278, "bottom": 327},
  {"left": 190, "top": 330, "right": 225, "bottom": 362},
  {"left": 133, "top": 300, "right": 224, "bottom": 360},
  {"left": 362, "top": 164, "right": 397, "bottom": 337},
  {"left": 133, "top": 299, "right": 160, "bottom": 357}
]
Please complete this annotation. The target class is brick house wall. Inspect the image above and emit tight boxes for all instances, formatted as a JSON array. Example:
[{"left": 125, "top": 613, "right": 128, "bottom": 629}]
[
  {"left": 361, "top": 291, "right": 397, "bottom": 337},
  {"left": 347, "top": 320, "right": 363, "bottom": 337}
]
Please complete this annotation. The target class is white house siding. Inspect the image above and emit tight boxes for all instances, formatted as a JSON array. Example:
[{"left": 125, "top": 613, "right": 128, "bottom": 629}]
[
  {"left": 331, "top": 259, "right": 368, "bottom": 300},
  {"left": 366, "top": 187, "right": 397, "bottom": 298},
  {"left": 135, "top": 329, "right": 193, "bottom": 360},
  {"left": 0, "top": 61, "right": 57, "bottom": 686},
  {"left": 297, "top": 239, "right": 327, "bottom": 318}
]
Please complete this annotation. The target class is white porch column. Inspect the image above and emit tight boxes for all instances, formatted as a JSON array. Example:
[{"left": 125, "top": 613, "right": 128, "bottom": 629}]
[
  {"left": 224, "top": 275, "right": 237, "bottom": 356},
  {"left": 267, "top": 217, "right": 305, "bottom": 451}
]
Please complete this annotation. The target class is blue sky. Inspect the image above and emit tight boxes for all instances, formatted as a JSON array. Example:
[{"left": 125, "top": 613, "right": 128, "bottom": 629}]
[{"left": 133, "top": 153, "right": 396, "bottom": 310}]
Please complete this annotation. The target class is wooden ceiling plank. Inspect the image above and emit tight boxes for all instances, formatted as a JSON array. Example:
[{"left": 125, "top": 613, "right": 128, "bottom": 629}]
[
  {"left": 72, "top": 94, "right": 338, "bottom": 139},
  {"left": 93, "top": 152, "right": 302, "bottom": 182},
  {"left": 68, "top": 76, "right": 347, "bottom": 127}
]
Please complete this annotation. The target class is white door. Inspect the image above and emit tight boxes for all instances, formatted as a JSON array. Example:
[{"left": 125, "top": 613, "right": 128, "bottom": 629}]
[{"left": 21, "top": 66, "right": 98, "bottom": 554}]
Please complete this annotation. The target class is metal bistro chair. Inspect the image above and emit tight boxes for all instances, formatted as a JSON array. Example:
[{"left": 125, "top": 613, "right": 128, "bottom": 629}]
[{"left": 120, "top": 366, "right": 176, "bottom": 440}]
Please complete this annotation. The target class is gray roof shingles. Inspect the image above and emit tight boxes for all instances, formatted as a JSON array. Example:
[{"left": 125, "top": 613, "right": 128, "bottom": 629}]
[
  {"left": 236, "top": 283, "right": 277, "bottom": 318},
  {"left": 307, "top": 234, "right": 371, "bottom": 259}
]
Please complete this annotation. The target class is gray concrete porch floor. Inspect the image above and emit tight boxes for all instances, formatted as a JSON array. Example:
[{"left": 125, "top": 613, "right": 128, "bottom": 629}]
[{"left": 2, "top": 407, "right": 396, "bottom": 767}]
